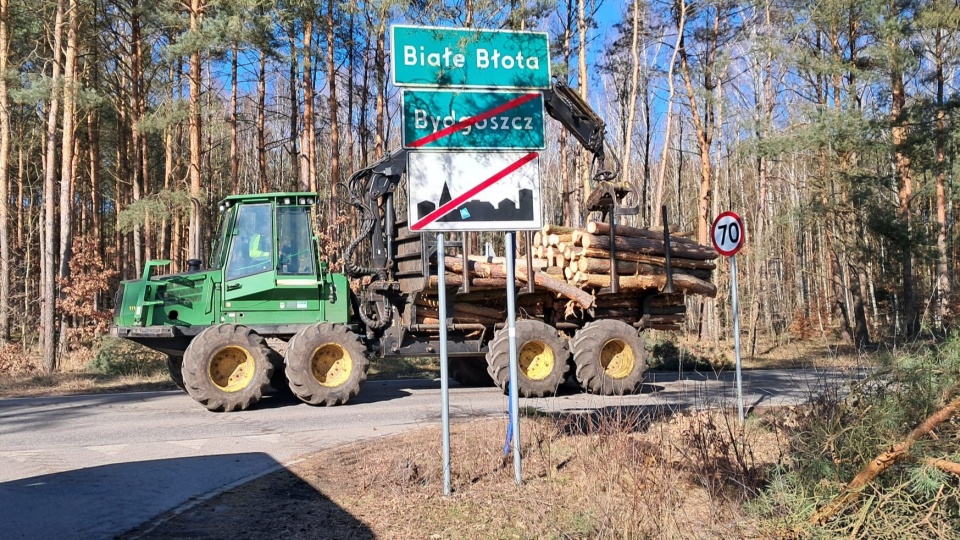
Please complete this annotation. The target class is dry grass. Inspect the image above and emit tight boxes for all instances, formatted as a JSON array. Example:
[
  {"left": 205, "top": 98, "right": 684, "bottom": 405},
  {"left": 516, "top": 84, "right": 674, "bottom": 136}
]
[
  {"left": 655, "top": 332, "right": 871, "bottom": 371},
  {"left": 0, "top": 340, "right": 176, "bottom": 398},
  {"left": 130, "top": 409, "right": 789, "bottom": 539}
]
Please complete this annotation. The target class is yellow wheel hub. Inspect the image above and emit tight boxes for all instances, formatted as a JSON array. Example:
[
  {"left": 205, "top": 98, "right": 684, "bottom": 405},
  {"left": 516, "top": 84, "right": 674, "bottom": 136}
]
[
  {"left": 208, "top": 346, "right": 256, "bottom": 392},
  {"left": 311, "top": 343, "right": 353, "bottom": 387},
  {"left": 519, "top": 340, "right": 555, "bottom": 381},
  {"left": 600, "top": 340, "right": 635, "bottom": 379}
]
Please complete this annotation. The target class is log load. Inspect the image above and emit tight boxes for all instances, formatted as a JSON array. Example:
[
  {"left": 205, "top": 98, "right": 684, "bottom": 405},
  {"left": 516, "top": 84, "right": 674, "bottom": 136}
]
[
  {"left": 410, "top": 221, "right": 717, "bottom": 331},
  {"left": 573, "top": 230, "right": 717, "bottom": 260}
]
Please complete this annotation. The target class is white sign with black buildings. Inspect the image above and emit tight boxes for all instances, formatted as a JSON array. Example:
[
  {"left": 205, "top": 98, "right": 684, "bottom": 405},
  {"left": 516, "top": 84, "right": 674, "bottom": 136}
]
[{"left": 407, "top": 151, "right": 542, "bottom": 232}]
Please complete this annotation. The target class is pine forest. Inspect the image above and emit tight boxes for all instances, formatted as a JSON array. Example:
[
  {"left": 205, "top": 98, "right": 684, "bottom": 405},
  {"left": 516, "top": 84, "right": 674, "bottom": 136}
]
[{"left": 0, "top": 0, "right": 958, "bottom": 371}]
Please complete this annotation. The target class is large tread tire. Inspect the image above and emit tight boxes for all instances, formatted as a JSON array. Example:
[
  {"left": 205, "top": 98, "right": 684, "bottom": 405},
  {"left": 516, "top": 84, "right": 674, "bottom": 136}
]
[
  {"left": 485, "top": 320, "right": 569, "bottom": 398},
  {"left": 284, "top": 323, "right": 369, "bottom": 406},
  {"left": 182, "top": 325, "right": 274, "bottom": 412},
  {"left": 166, "top": 356, "right": 185, "bottom": 392},
  {"left": 449, "top": 357, "right": 494, "bottom": 387},
  {"left": 265, "top": 339, "right": 292, "bottom": 396},
  {"left": 571, "top": 320, "right": 646, "bottom": 395}
]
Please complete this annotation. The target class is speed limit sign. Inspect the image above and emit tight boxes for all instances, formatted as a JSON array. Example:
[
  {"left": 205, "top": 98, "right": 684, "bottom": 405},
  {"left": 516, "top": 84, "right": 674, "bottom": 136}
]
[
  {"left": 711, "top": 211, "right": 744, "bottom": 257},
  {"left": 711, "top": 210, "right": 746, "bottom": 423}
]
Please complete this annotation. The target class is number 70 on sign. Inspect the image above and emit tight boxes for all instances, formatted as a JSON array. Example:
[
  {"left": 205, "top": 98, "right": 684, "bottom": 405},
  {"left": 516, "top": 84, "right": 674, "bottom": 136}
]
[{"left": 711, "top": 211, "right": 745, "bottom": 257}]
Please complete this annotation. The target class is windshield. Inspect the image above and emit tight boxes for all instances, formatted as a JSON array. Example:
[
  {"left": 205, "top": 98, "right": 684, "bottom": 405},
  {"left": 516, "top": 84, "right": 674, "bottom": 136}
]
[
  {"left": 209, "top": 205, "right": 236, "bottom": 270},
  {"left": 225, "top": 203, "right": 274, "bottom": 281}
]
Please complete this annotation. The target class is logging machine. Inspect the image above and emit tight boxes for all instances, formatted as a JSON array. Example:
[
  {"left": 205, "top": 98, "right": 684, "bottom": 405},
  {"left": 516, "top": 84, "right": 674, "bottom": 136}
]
[{"left": 110, "top": 82, "right": 716, "bottom": 412}]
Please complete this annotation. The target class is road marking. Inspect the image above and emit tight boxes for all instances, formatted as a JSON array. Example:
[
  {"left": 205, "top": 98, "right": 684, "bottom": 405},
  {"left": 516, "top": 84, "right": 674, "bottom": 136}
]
[
  {"left": 167, "top": 439, "right": 207, "bottom": 450},
  {"left": 85, "top": 444, "right": 129, "bottom": 456}
]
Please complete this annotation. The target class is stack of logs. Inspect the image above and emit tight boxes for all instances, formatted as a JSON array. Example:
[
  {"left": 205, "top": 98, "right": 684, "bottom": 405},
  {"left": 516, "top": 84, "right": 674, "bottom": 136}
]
[{"left": 416, "top": 221, "right": 718, "bottom": 331}]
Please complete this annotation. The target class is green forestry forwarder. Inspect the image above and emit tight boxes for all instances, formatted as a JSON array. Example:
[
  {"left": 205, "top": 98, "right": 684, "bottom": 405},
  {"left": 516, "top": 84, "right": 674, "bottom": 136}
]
[{"left": 111, "top": 82, "right": 683, "bottom": 412}]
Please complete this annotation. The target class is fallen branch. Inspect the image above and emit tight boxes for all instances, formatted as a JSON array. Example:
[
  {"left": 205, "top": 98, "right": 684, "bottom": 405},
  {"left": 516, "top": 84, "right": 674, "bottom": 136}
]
[
  {"left": 924, "top": 457, "right": 960, "bottom": 477},
  {"left": 810, "top": 388, "right": 960, "bottom": 525}
]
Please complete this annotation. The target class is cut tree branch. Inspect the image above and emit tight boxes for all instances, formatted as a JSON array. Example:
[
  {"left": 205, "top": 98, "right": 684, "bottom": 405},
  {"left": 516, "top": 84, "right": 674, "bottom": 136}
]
[{"left": 811, "top": 386, "right": 960, "bottom": 525}]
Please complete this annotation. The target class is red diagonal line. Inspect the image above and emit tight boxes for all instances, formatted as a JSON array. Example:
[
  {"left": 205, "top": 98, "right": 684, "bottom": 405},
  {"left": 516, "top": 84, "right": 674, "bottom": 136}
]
[
  {"left": 408, "top": 92, "right": 541, "bottom": 148},
  {"left": 411, "top": 152, "right": 538, "bottom": 231}
]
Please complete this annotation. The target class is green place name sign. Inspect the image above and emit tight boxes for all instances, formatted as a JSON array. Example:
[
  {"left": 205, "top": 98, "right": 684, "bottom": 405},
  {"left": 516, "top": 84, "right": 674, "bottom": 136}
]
[
  {"left": 402, "top": 90, "right": 545, "bottom": 150},
  {"left": 391, "top": 25, "right": 551, "bottom": 89}
]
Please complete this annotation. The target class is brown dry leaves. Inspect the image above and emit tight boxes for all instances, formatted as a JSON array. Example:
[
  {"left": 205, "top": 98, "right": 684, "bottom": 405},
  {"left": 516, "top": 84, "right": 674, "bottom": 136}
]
[{"left": 58, "top": 234, "right": 118, "bottom": 345}]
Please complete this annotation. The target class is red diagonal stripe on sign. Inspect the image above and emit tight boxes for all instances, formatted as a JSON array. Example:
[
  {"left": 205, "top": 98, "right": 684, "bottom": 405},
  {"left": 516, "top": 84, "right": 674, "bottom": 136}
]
[
  {"left": 408, "top": 92, "right": 541, "bottom": 148},
  {"left": 410, "top": 152, "right": 539, "bottom": 231}
]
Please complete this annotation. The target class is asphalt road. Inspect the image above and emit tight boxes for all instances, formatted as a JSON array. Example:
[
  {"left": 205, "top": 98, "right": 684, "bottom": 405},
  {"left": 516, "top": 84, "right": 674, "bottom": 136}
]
[{"left": 0, "top": 368, "right": 858, "bottom": 539}]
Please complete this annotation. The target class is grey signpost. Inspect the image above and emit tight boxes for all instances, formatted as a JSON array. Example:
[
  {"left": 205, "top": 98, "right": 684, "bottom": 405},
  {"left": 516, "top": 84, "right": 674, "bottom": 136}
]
[
  {"left": 711, "top": 212, "right": 746, "bottom": 423},
  {"left": 393, "top": 23, "right": 549, "bottom": 491},
  {"left": 437, "top": 233, "right": 451, "bottom": 495}
]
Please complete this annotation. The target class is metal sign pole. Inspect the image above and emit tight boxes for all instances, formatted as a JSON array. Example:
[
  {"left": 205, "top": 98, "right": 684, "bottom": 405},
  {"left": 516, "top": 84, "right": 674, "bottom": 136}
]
[
  {"left": 505, "top": 231, "right": 522, "bottom": 484},
  {"left": 711, "top": 211, "right": 746, "bottom": 424},
  {"left": 437, "top": 233, "right": 452, "bottom": 495},
  {"left": 730, "top": 253, "right": 744, "bottom": 423}
]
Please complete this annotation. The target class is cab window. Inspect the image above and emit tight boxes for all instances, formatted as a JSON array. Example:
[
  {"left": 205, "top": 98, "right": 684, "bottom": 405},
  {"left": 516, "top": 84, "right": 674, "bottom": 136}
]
[
  {"left": 225, "top": 203, "right": 273, "bottom": 280},
  {"left": 277, "top": 206, "right": 315, "bottom": 276}
]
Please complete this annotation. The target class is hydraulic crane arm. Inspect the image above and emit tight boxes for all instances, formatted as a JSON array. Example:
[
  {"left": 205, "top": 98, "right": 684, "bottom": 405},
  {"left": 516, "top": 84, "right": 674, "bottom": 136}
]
[
  {"left": 541, "top": 81, "right": 620, "bottom": 183},
  {"left": 339, "top": 147, "right": 409, "bottom": 281}
]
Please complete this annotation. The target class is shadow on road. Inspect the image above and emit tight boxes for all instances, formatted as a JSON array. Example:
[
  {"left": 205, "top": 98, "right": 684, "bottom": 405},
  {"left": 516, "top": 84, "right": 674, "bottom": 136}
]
[{"left": 0, "top": 453, "right": 373, "bottom": 540}]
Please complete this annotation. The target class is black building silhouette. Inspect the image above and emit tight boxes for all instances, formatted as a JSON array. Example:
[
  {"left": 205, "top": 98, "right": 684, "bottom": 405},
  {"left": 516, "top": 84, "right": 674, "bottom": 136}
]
[{"left": 417, "top": 181, "right": 533, "bottom": 224}]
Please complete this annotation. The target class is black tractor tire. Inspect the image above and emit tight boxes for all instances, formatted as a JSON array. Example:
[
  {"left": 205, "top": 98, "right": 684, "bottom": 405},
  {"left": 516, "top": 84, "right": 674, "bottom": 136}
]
[
  {"left": 166, "top": 356, "right": 185, "bottom": 391},
  {"left": 570, "top": 320, "right": 646, "bottom": 395},
  {"left": 284, "top": 323, "right": 369, "bottom": 406},
  {"left": 485, "top": 319, "right": 569, "bottom": 398},
  {"left": 181, "top": 325, "right": 275, "bottom": 412},
  {"left": 449, "top": 357, "right": 494, "bottom": 387},
  {"left": 265, "top": 339, "right": 292, "bottom": 396}
]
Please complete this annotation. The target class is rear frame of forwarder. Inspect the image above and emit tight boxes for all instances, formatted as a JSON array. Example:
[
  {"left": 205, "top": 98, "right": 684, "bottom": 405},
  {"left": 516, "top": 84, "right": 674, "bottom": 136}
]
[{"left": 110, "top": 81, "right": 716, "bottom": 412}]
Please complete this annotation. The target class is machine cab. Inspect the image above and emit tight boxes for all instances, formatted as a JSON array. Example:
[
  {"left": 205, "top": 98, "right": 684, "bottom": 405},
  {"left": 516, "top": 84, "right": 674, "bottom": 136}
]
[{"left": 211, "top": 193, "right": 325, "bottom": 323}]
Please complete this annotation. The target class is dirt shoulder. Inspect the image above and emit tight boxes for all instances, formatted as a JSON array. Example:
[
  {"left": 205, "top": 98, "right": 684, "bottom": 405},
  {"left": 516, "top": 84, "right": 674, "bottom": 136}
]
[{"left": 121, "top": 411, "right": 778, "bottom": 540}]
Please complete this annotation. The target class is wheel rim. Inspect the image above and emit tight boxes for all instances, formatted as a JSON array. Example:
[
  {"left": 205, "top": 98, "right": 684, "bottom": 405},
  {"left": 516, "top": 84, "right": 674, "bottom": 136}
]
[
  {"left": 208, "top": 346, "right": 256, "bottom": 392},
  {"left": 600, "top": 339, "right": 635, "bottom": 379},
  {"left": 519, "top": 340, "right": 555, "bottom": 381},
  {"left": 310, "top": 343, "right": 353, "bottom": 387}
]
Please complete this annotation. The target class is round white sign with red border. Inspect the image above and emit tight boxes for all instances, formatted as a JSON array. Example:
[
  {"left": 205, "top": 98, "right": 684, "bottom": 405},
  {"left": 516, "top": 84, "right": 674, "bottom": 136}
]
[{"left": 711, "top": 211, "right": 745, "bottom": 257}]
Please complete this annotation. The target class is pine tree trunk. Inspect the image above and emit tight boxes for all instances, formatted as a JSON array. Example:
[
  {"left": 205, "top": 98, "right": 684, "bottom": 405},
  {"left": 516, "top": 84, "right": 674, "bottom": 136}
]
[
  {"left": 42, "top": 0, "right": 65, "bottom": 372},
  {"left": 560, "top": 0, "right": 573, "bottom": 226},
  {"left": 576, "top": 0, "right": 590, "bottom": 213},
  {"left": 57, "top": 0, "right": 79, "bottom": 356},
  {"left": 287, "top": 23, "right": 298, "bottom": 190},
  {"left": 187, "top": 0, "right": 203, "bottom": 261},
  {"left": 87, "top": 103, "right": 101, "bottom": 260},
  {"left": 374, "top": 16, "right": 386, "bottom": 160},
  {"left": 654, "top": 0, "right": 685, "bottom": 226},
  {"left": 0, "top": 0, "right": 10, "bottom": 342},
  {"left": 891, "top": 68, "right": 917, "bottom": 336},
  {"left": 326, "top": 0, "right": 340, "bottom": 216},
  {"left": 933, "top": 26, "right": 950, "bottom": 326},
  {"left": 257, "top": 50, "right": 267, "bottom": 191},
  {"left": 230, "top": 45, "right": 239, "bottom": 193},
  {"left": 677, "top": 14, "right": 716, "bottom": 245},
  {"left": 301, "top": 19, "right": 315, "bottom": 192},
  {"left": 344, "top": 12, "right": 355, "bottom": 173},
  {"left": 622, "top": 0, "right": 641, "bottom": 190}
]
